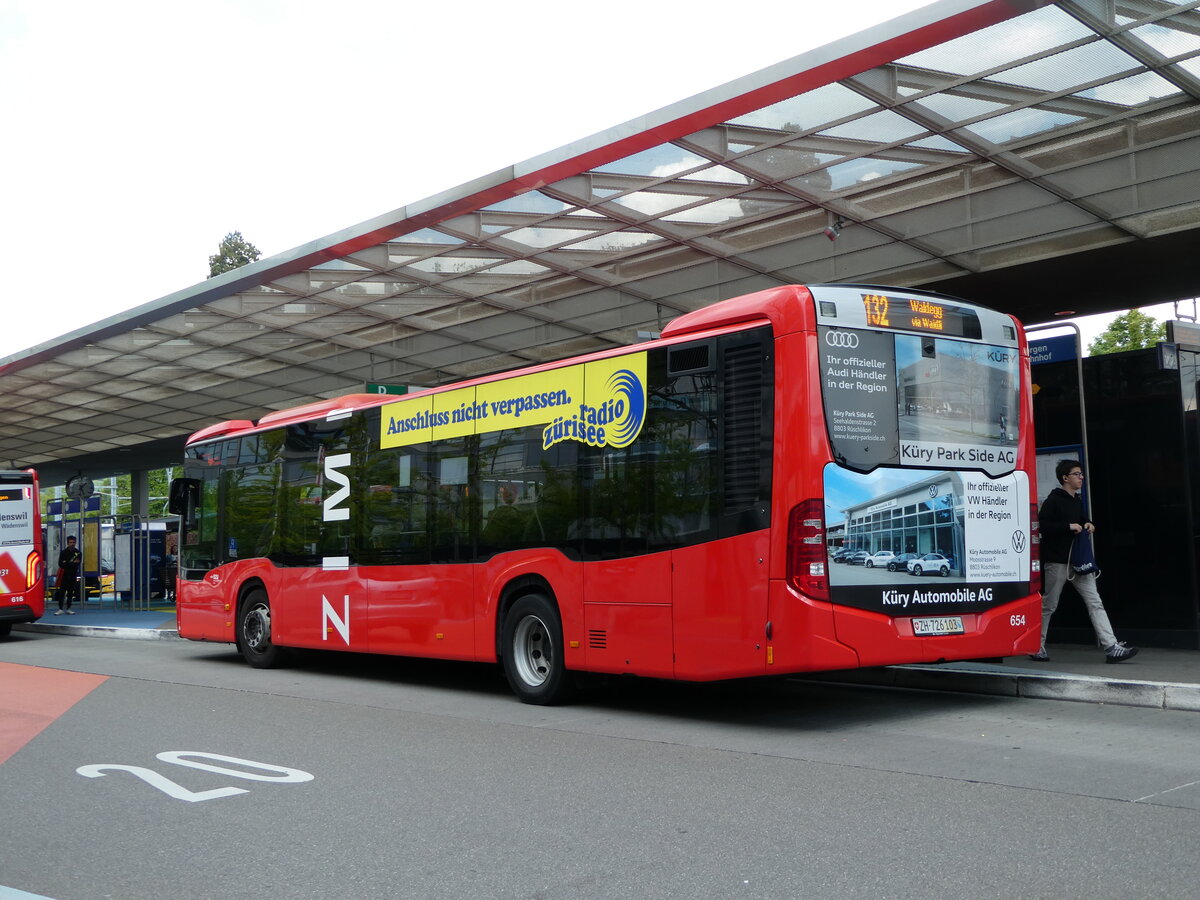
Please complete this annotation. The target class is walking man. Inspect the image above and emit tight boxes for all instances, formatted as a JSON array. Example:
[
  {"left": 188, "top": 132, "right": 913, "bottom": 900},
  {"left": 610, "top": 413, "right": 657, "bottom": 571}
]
[{"left": 1031, "top": 460, "right": 1137, "bottom": 663}]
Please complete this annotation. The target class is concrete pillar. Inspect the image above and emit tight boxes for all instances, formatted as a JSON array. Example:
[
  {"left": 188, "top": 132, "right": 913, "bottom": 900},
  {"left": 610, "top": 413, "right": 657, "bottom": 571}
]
[{"left": 131, "top": 469, "right": 150, "bottom": 518}]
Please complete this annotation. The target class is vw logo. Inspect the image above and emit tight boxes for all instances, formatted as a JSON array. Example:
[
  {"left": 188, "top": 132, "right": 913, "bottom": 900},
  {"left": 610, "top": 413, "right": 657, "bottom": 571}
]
[
  {"left": 824, "top": 331, "right": 859, "bottom": 349},
  {"left": 928, "top": 484, "right": 939, "bottom": 498},
  {"left": 1012, "top": 530, "right": 1027, "bottom": 553}
]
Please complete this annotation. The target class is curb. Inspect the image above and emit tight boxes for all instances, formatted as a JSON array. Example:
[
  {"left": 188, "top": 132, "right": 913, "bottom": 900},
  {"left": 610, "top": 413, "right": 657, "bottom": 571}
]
[
  {"left": 810, "top": 664, "right": 1200, "bottom": 713},
  {"left": 13, "top": 623, "right": 181, "bottom": 641}
]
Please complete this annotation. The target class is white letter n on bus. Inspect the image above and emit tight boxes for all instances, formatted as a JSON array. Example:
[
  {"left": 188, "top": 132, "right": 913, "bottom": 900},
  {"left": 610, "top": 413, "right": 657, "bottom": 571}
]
[{"left": 322, "top": 594, "right": 350, "bottom": 644}]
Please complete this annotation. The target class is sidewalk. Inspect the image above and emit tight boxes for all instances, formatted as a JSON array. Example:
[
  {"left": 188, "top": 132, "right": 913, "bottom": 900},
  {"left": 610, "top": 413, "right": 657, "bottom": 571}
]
[
  {"left": 17, "top": 600, "right": 179, "bottom": 640},
  {"left": 15, "top": 609, "right": 1200, "bottom": 712},
  {"left": 814, "top": 644, "right": 1200, "bottom": 713}
]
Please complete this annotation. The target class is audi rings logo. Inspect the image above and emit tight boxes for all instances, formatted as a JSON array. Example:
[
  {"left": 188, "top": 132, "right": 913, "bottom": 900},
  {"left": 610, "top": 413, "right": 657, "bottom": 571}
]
[{"left": 824, "top": 331, "right": 860, "bottom": 349}]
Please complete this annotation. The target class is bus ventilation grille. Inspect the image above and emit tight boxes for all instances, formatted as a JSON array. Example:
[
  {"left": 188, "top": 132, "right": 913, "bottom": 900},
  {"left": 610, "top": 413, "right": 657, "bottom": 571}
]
[
  {"left": 588, "top": 630, "right": 608, "bottom": 649},
  {"left": 668, "top": 344, "right": 710, "bottom": 374},
  {"left": 723, "top": 342, "right": 764, "bottom": 511}
]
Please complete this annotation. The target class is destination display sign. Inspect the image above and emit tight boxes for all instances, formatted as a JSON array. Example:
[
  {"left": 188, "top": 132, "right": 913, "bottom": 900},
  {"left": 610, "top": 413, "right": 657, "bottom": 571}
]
[{"left": 860, "top": 292, "right": 983, "bottom": 339}]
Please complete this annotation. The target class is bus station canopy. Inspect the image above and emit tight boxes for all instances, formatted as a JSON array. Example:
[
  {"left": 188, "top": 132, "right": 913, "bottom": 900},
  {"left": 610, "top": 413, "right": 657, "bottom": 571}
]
[{"left": 5, "top": 0, "right": 1200, "bottom": 484}]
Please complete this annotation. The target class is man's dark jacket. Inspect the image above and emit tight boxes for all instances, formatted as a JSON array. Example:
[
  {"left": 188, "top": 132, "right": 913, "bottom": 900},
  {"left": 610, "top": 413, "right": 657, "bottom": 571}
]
[{"left": 1038, "top": 486, "right": 1091, "bottom": 564}]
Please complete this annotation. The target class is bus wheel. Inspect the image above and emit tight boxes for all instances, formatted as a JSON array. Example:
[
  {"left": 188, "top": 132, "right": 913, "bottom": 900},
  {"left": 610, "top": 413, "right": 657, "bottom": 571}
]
[
  {"left": 501, "top": 593, "right": 573, "bottom": 705},
  {"left": 0, "top": 623, "right": 11, "bottom": 638},
  {"left": 237, "top": 589, "right": 286, "bottom": 669}
]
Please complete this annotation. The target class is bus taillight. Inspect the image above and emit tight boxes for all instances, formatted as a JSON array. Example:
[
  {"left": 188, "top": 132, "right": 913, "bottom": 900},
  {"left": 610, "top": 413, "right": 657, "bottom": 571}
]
[
  {"left": 787, "top": 499, "right": 829, "bottom": 601},
  {"left": 26, "top": 549, "right": 42, "bottom": 589}
]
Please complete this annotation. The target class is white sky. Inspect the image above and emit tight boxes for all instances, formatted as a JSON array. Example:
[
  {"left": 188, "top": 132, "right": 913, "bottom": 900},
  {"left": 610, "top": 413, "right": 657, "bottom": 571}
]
[{"left": 0, "top": 0, "right": 1186, "bottom": 362}]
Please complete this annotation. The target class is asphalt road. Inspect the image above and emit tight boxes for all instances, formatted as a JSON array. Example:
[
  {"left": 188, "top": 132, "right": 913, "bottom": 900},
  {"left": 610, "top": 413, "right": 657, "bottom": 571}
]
[{"left": 2, "top": 632, "right": 1198, "bottom": 899}]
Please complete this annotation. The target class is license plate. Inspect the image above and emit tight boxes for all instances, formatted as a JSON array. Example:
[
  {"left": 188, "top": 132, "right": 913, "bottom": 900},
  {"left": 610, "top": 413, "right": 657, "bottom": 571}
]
[{"left": 912, "top": 616, "right": 964, "bottom": 636}]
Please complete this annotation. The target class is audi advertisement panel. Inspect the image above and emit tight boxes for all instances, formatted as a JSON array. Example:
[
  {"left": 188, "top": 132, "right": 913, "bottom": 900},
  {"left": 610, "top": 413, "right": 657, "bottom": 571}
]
[{"left": 811, "top": 285, "right": 1030, "bottom": 617}]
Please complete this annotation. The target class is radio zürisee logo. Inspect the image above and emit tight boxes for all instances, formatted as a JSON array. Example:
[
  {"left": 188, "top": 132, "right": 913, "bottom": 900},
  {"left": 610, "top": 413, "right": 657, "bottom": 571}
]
[{"left": 542, "top": 368, "right": 646, "bottom": 450}]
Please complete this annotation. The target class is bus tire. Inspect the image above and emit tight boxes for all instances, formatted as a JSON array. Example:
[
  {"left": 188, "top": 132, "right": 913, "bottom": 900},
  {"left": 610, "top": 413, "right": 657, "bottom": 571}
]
[
  {"left": 501, "top": 593, "right": 573, "bottom": 705},
  {"left": 237, "top": 588, "right": 287, "bottom": 669},
  {"left": 0, "top": 623, "right": 11, "bottom": 638}
]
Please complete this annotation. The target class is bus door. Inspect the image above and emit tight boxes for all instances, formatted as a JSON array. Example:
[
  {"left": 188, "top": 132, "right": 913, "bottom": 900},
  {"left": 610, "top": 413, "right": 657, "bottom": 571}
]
[{"left": 579, "top": 446, "right": 674, "bottom": 678}]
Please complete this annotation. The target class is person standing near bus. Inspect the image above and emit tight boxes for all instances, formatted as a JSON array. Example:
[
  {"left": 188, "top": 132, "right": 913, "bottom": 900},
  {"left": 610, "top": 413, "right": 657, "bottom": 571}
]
[
  {"left": 1030, "top": 460, "right": 1137, "bottom": 663},
  {"left": 53, "top": 535, "right": 81, "bottom": 615}
]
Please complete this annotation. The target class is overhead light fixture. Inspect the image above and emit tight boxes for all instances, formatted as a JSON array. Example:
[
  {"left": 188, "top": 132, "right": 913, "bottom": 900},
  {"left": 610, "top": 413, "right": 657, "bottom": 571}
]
[{"left": 824, "top": 216, "right": 846, "bottom": 242}]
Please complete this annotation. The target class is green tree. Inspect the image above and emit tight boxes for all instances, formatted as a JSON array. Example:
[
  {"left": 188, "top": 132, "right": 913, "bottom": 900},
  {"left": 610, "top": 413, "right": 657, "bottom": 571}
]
[
  {"left": 1086, "top": 309, "right": 1166, "bottom": 356},
  {"left": 208, "top": 231, "right": 261, "bottom": 277}
]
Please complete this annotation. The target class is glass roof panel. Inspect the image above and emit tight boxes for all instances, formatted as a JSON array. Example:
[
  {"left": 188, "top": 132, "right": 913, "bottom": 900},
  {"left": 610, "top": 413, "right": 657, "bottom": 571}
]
[
  {"left": 961, "top": 107, "right": 1086, "bottom": 144},
  {"left": 1179, "top": 57, "right": 1200, "bottom": 79},
  {"left": 406, "top": 256, "right": 507, "bottom": 274},
  {"left": 594, "top": 145, "right": 711, "bottom": 178},
  {"left": 663, "top": 197, "right": 790, "bottom": 225},
  {"left": 678, "top": 164, "right": 750, "bottom": 184},
  {"left": 993, "top": 40, "right": 1143, "bottom": 92},
  {"left": 480, "top": 260, "right": 551, "bottom": 275},
  {"left": 611, "top": 189, "right": 709, "bottom": 218},
  {"left": 390, "top": 228, "right": 461, "bottom": 244},
  {"left": 906, "top": 135, "right": 970, "bottom": 152},
  {"left": 1075, "top": 70, "right": 1181, "bottom": 105},
  {"left": 360, "top": 294, "right": 454, "bottom": 317},
  {"left": 560, "top": 231, "right": 664, "bottom": 252},
  {"left": 736, "top": 146, "right": 840, "bottom": 180},
  {"left": 1130, "top": 21, "right": 1200, "bottom": 58},
  {"left": 310, "top": 259, "right": 370, "bottom": 271},
  {"left": 502, "top": 226, "right": 603, "bottom": 249},
  {"left": 909, "top": 92, "right": 1009, "bottom": 123},
  {"left": 482, "top": 191, "right": 571, "bottom": 214},
  {"left": 729, "top": 82, "right": 876, "bottom": 132},
  {"left": 897, "top": 5, "right": 1092, "bottom": 76},
  {"left": 818, "top": 109, "right": 926, "bottom": 143},
  {"left": 823, "top": 157, "right": 929, "bottom": 191}
]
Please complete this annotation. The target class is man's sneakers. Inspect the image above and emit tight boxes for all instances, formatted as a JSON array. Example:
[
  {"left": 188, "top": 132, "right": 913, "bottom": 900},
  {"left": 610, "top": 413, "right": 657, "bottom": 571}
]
[
  {"left": 1029, "top": 644, "right": 1139, "bottom": 663},
  {"left": 66, "top": 609, "right": 75, "bottom": 615},
  {"left": 1105, "top": 641, "right": 1139, "bottom": 663},
  {"left": 54, "top": 609, "right": 64, "bottom": 616},
  {"left": 52, "top": 608, "right": 75, "bottom": 616}
]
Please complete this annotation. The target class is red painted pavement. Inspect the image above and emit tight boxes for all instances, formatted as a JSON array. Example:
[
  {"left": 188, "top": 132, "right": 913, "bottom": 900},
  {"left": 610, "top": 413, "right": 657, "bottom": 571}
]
[{"left": 0, "top": 662, "right": 107, "bottom": 765}]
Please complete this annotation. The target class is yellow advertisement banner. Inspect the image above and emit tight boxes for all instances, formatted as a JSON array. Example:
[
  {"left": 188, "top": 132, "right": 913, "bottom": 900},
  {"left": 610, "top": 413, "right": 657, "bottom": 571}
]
[{"left": 380, "top": 352, "right": 647, "bottom": 450}]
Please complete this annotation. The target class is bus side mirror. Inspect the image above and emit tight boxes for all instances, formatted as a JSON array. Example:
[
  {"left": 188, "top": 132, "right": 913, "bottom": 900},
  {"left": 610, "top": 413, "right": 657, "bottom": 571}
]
[{"left": 167, "top": 478, "right": 200, "bottom": 516}]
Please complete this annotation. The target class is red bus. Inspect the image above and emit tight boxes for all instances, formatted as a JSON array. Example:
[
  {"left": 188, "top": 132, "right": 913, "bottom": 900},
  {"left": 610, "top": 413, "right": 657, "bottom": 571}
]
[
  {"left": 0, "top": 468, "right": 45, "bottom": 637},
  {"left": 169, "top": 284, "right": 1040, "bottom": 702}
]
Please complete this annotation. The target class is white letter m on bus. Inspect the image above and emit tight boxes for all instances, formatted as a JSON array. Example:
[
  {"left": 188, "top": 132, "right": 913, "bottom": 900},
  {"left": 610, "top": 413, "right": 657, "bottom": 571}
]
[{"left": 324, "top": 453, "right": 351, "bottom": 522}]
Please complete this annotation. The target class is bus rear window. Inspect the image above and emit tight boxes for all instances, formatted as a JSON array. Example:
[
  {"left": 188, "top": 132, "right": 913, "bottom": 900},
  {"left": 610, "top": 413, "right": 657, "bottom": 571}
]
[{"left": 818, "top": 327, "right": 1019, "bottom": 476}]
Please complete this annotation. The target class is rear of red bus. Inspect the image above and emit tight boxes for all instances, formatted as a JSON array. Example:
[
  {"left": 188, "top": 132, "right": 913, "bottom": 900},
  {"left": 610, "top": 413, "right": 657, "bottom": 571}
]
[
  {"left": 664, "top": 284, "right": 1042, "bottom": 674},
  {"left": 0, "top": 469, "right": 44, "bottom": 636}
]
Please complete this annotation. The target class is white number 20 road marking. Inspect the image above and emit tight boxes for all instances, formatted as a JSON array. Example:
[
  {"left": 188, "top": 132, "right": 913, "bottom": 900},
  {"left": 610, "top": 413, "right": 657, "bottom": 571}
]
[{"left": 77, "top": 751, "right": 314, "bottom": 803}]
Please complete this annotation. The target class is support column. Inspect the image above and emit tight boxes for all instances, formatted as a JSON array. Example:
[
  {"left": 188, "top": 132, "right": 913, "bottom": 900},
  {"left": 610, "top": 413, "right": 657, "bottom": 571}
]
[{"left": 131, "top": 470, "right": 150, "bottom": 518}]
